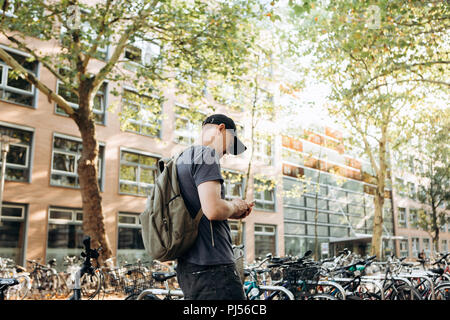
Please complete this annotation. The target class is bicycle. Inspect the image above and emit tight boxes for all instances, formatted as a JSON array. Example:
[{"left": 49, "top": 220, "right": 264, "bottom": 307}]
[
  {"left": 0, "top": 278, "right": 19, "bottom": 300},
  {"left": 0, "top": 257, "right": 30, "bottom": 300},
  {"left": 27, "top": 259, "right": 59, "bottom": 300},
  {"left": 133, "top": 270, "right": 183, "bottom": 300},
  {"left": 243, "top": 253, "right": 295, "bottom": 300},
  {"left": 68, "top": 236, "right": 102, "bottom": 300}
]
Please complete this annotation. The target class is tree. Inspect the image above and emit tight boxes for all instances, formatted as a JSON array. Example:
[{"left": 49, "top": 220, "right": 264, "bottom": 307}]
[
  {"left": 408, "top": 107, "right": 450, "bottom": 256},
  {"left": 0, "top": 0, "right": 261, "bottom": 263},
  {"left": 283, "top": 0, "right": 449, "bottom": 259}
]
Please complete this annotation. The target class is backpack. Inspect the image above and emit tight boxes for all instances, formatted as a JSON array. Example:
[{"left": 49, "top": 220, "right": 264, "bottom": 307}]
[{"left": 140, "top": 153, "right": 203, "bottom": 262}]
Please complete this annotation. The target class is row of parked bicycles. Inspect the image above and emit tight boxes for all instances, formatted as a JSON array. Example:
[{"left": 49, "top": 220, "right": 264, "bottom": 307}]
[
  {"left": 1, "top": 237, "right": 449, "bottom": 300},
  {"left": 0, "top": 237, "right": 176, "bottom": 300},
  {"left": 239, "top": 249, "right": 450, "bottom": 300}
]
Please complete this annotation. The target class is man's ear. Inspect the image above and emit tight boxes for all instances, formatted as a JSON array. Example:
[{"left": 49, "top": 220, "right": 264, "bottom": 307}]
[{"left": 217, "top": 123, "right": 225, "bottom": 132}]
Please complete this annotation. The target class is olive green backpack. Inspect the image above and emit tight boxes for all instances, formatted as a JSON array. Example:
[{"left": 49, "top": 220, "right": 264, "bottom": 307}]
[{"left": 140, "top": 153, "right": 203, "bottom": 262}]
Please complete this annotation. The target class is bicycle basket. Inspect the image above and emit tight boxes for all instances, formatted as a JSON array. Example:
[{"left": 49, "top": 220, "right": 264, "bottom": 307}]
[
  {"left": 283, "top": 265, "right": 320, "bottom": 290},
  {"left": 122, "top": 265, "right": 152, "bottom": 296}
]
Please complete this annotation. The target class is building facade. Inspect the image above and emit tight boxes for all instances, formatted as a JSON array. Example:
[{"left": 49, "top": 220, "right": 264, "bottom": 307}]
[{"left": 0, "top": 39, "right": 284, "bottom": 269}]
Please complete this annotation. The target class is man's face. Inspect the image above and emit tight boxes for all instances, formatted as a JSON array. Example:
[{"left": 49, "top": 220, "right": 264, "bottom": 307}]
[{"left": 218, "top": 124, "right": 234, "bottom": 155}]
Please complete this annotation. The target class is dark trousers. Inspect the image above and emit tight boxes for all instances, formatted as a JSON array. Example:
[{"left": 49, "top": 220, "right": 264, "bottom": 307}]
[{"left": 176, "top": 259, "right": 246, "bottom": 300}]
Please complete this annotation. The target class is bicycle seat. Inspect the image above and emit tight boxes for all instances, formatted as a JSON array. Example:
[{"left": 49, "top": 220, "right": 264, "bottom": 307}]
[
  {"left": 15, "top": 265, "right": 27, "bottom": 273},
  {"left": 429, "top": 268, "right": 444, "bottom": 275},
  {"left": 401, "top": 262, "right": 415, "bottom": 267},
  {"left": 0, "top": 278, "right": 19, "bottom": 287},
  {"left": 152, "top": 272, "right": 177, "bottom": 282}
]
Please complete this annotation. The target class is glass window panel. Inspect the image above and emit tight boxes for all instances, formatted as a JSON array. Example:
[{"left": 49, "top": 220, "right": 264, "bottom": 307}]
[
  {"left": 49, "top": 210, "right": 72, "bottom": 220},
  {"left": 118, "top": 227, "right": 144, "bottom": 250},
  {"left": 1, "top": 206, "right": 23, "bottom": 218},
  {"left": 120, "top": 165, "right": 137, "bottom": 181},
  {"left": 7, "top": 70, "right": 32, "bottom": 92},
  {"left": 254, "top": 233, "right": 276, "bottom": 257},
  {"left": 3, "top": 90, "right": 33, "bottom": 106},
  {"left": 329, "top": 226, "right": 349, "bottom": 237},
  {"left": 50, "top": 174, "right": 78, "bottom": 187},
  {"left": 140, "top": 155, "right": 157, "bottom": 167},
  {"left": 285, "top": 236, "right": 306, "bottom": 257},
  {"left": 284, "top": 223, "right": 306, "bottom": 235},
  {"left": 121, "top": 151, "right": 140, "bottom": 164},
  {"left": 0, "top": 220, "right": 26, "bottom": 265},
  {"left": 52, "top": 152, "right": 76, "bottom": 172},
  {"left": 119, "top": 214, "right": 136, "bottom": 224},
  {"left": 6, "top": 145, "right": 27, "bottom": 166},
  {"left": 140, "top": 168, "right": 155, "bottom": 184},
  {"left": 264, "top": 189, "right": 274, "bottom": 201},
  {"left": 119, "top": 182, "right": 139, "bottom": 194},
  {"left": 46, "top": 222, "right": 84, "bottom": 271}
]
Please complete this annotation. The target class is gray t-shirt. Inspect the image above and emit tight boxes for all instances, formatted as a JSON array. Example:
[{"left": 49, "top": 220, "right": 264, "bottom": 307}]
[{"left": 176, "top": 145, "right": 234, "bottom": 265}]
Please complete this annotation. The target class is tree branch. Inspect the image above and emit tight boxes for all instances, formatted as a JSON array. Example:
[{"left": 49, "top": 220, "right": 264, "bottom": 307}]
[
  {"left": 1, "top": 31, "right": 71, "bottom": 87},
  {"left": 0, "top": 46, "right": 76, "bottom": 117}
]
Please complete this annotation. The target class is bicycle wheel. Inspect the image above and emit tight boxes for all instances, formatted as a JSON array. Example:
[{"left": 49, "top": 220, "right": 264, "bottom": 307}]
[
  {"left": 309, "top": 293, "right": 339, "bottom": 300},
  {"left": 56, "top": 273, "right": 72, "bottom": 299},
  {"left": 125, "top": 292, "right": 161, "bottom": 300},
  {"left": 389, "top": 284, "right": 422, "bottom": 300},
  {"left": 6, "top": 275, "right": 30, "bottom": 300},
  {"left": 34, "top": 270, "right": 58, "bottom": 300},
  {"left": 81, "top": 271, "right": 102, "bottom": 300},
  {"left": 434, "top": 283, "right": 450, "bottom": 300}
]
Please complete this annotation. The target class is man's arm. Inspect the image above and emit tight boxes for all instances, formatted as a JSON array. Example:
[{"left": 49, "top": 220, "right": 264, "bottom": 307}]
[{"left": 198, "top": 180, "right": 253, "bottom": 221}]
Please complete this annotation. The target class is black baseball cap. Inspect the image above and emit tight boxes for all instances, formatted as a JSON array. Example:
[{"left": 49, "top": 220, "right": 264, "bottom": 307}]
[{"left": 202, "top": 114, "right": 247, "bottom": 155}]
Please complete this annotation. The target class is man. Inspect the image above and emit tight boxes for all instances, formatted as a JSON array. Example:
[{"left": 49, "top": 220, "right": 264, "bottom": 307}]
[{"left": 175, "top": 113, "right": 253, "bottom": 300}]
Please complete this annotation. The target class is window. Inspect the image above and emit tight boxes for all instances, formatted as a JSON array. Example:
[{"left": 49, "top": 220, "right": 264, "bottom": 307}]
[
  {"left": 395, "top": 178, "right": 406, "bottom": 196},
  {"left": 222, "top": 170, "right": 244, "bottom": 200},
  {"left": 174, "top": 104, "right": 203, "bottom": 145},
  {"left": 47, "top": 207, "right": 84, "bottom": 271},
  {"left": 305, "top": 197, "right": 328, "bottom": 210},
  {"left": 50, "top": 135, "right": 104, "bottom": 189},
  {"left": 399, "top": 239, "right": 409, "bottom": 258},
  {"left": 397, "top": 207, "right": 407, "bottom": 228},
  {"left": 441, "top": 239, "right": 448, "bottom": 253},
  {"left": 407, "top": 182, "right": 416, "bottom": 200},
  {"left": 306, "top": 224, "right": 329, "bottom": 237},
  {"left": 0, "top": 47, "right": 38, "bottom": 107},
  {"left": 56, "top": 80, "right": 107, "bottom": 124},
  {"left": 0, "top": 124, "right": 33, "bottom": 182},
  {"left": 254, "top": 135, "right": 274, "bottom": 166},
  {"left": 254, "top": 224, "right": 277, "bottom": 258},
  {"left": 285, "top": 236, "right": 307, "bottom": 257},
  {"left": 117, "top": 212, "right": 146, "bottom": 265},
  {"left": 0, "top": 203, "right": 26, "bottom": 265},
  {"left": 119, "top": 149, "right": 158, "bottom": 196},
  {"left": 329, "top": 226, "right": 349, "bottom": 237},
  {"left": 409, "top": 209, "right": 418, "bottom": 229},
  {"left": 121, "top": 89, "right": 162, "bottom": 137},
  {"left": 411, "top": 237, "right": 420, "bottom": 258},
  {"left": 422, "top": 238, "right": 431, "bottom": 257},
  {"left": 123, "top": 37, "right": 161, "bottom": 71},
  {"left": 254, "top": 178, "right": 276, "bottom": 211},
  {"left": 284, "top": 222, "right": 306, "bottom": 235},
  {"left": 284, "top": 207, "right": 306, "bottom": 221},
  {"left": 228, "top": 220, "right": 245, "bottom": 247}
]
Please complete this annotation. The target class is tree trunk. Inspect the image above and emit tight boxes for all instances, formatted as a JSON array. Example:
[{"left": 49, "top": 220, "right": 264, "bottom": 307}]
[
  {"left": 76, "top": 89, "right": 113, "bottom": 265},
  {"left": 371, "top": 191, "right": 384, "bottom": 259},
  {"left": 370, "top": 129, "right": 387, "bottom": 260}
]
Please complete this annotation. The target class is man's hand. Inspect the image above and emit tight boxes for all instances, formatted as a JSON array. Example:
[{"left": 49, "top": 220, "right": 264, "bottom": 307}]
[{"left": 229, "top": 199, "right": 254, "bottom": 220}]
